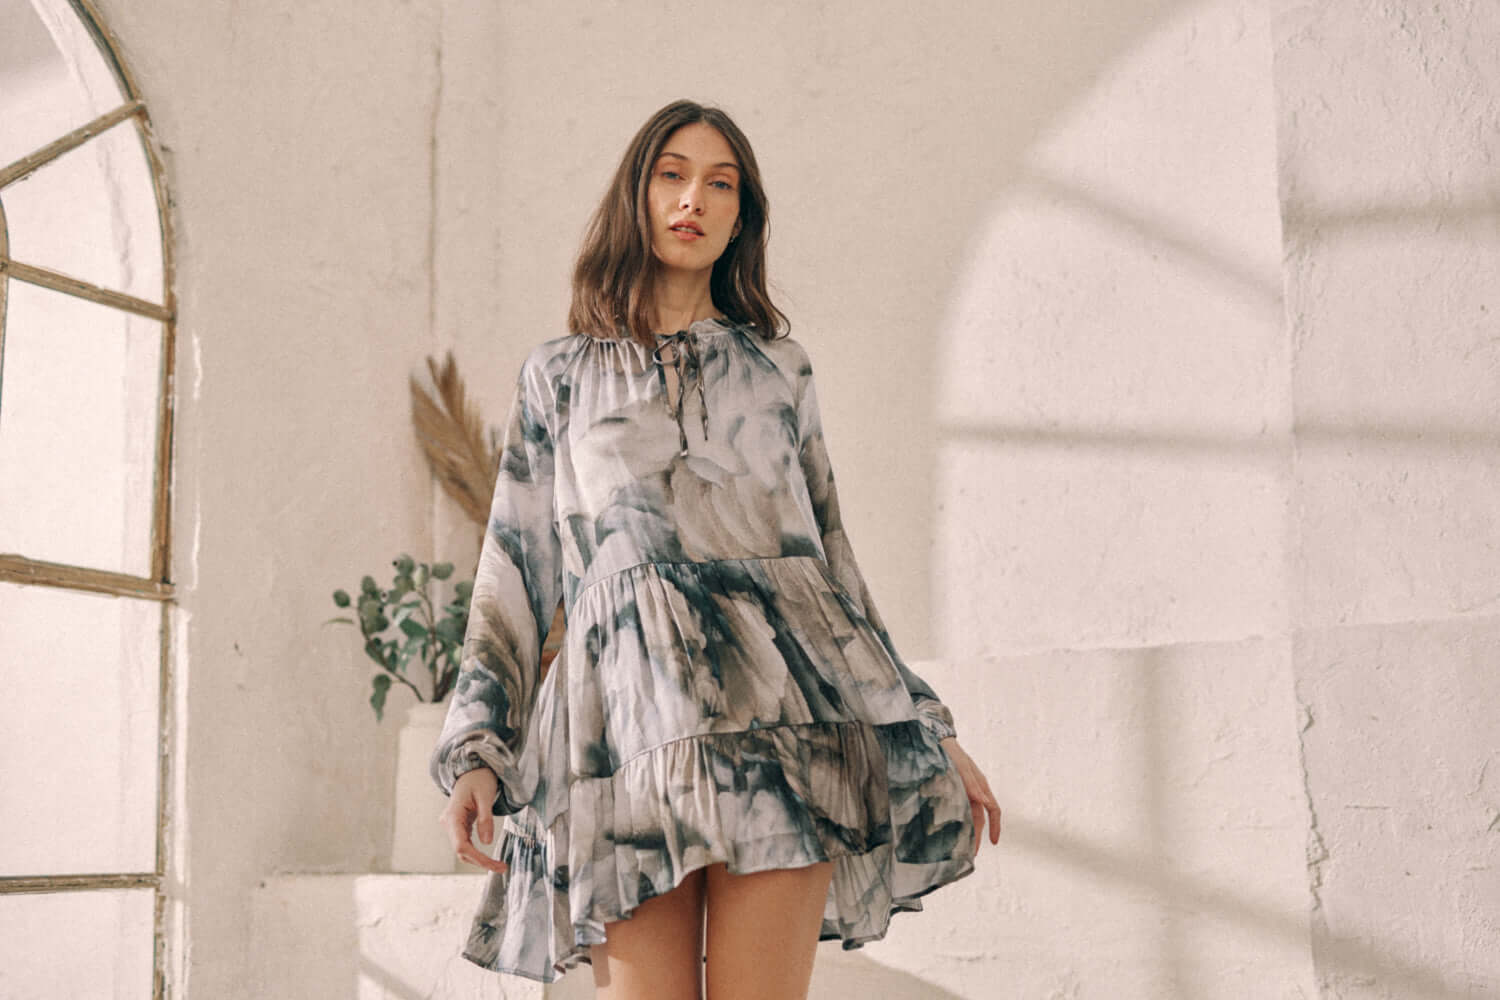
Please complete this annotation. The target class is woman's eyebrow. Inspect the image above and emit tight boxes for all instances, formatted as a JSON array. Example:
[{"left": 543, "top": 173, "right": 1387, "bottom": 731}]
[{"left": 657, "top": 151, "right": 741, "bottom": 172}]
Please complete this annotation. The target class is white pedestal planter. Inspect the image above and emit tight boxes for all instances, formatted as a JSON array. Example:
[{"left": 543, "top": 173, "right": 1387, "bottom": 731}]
[{"left": 390, "top": 700, "right": 459, "bottom": 873}]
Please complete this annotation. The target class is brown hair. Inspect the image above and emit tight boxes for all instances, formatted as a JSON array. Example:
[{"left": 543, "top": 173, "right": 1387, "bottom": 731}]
[{"left": 567, "top": 99, "right": 789, "bottom": 344}]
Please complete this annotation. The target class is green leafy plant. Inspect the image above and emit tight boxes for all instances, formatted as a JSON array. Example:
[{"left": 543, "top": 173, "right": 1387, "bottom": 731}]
[{"left": 325, "top": 553, "right": 472, "bottom": 721}]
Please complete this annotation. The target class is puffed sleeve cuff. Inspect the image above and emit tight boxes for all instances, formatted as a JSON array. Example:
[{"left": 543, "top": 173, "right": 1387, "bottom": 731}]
[
  {"left": 883, "top": 644, "right": 960, "bottom": 743},
  {"left": 430, "top": 730, "right": 534, "bottom": 816},
  {"left": 915, "top": 702, "right": 958, "bottom": 743}
]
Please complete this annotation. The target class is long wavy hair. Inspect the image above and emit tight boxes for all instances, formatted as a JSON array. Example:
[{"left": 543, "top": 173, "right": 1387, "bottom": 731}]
[{"left": 567, "top": 99, "right": 789, "bottom": 344}]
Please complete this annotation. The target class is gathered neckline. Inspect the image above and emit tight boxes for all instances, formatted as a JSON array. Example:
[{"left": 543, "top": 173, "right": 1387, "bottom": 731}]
[
  {"left": 579, "top": 315, "right": 739, "bottom": 349},
  {"left": 658, "top": 315, "right": 734, "bottom": 335}
]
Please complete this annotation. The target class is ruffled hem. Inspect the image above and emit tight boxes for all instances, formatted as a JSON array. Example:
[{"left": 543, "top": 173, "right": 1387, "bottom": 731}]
[{"left": 457, "top": 717, "right": 975, "bottom": 984}]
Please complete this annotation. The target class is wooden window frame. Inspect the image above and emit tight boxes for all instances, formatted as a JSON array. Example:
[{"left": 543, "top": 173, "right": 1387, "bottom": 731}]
[{"left": 0, "top": 2, "right": 179, "bottom": 998}]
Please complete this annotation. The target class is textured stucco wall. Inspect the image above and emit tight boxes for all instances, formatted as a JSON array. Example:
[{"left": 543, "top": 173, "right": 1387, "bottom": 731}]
[
  {"left": 250, "top": 875, "right": 539, "bottom": 1000},
  {"left": 927, "top": 2, "right": 1320, "bottom": 992},
  {"left": 1274, "top": 2, "right": 1500, "bottom": 996},
  {"left": 74, "top": 0, "right": 1499, "bottom": 996}
]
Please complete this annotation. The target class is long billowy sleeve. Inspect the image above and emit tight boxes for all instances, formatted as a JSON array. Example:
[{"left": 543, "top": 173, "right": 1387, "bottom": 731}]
[
  {"left": 792, "top": 345, "right": 959, "bottom": 743},
  {"left": 429, "top": 352, "right": 563, "bottom": 815}
]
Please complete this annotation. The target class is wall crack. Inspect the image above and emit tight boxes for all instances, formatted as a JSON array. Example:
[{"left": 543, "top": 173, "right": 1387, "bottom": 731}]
[{"left": 1295, "top": 698, "right": 1329, "bottom": 915}]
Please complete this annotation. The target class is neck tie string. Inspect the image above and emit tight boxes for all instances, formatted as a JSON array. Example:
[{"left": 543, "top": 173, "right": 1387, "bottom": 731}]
[{"left": 651, "top": 329, "right": 710, "bottom": 457}]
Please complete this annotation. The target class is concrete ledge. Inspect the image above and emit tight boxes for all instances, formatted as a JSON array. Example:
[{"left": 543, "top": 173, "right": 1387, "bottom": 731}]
[{"left": 249, "top": 874, "right": 544, "bottom": 999}]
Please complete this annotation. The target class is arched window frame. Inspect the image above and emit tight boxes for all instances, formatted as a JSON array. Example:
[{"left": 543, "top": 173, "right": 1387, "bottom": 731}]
[{"left": 0, "top": 1, "right": 178, "bottom": 997}]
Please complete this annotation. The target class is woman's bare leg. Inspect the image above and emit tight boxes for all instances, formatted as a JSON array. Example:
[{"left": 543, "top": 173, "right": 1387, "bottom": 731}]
[
  {"left": 703, "top": 860, "right": 834, "bottom": 1000},
  {"left": 590, "top": 865, "right": 707, "bottom": 1000}
]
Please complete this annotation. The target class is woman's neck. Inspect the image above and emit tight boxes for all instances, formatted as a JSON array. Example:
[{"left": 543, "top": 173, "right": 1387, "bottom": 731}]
[{"left": 650, "top": 272, "right": 721, "bottom": 333}]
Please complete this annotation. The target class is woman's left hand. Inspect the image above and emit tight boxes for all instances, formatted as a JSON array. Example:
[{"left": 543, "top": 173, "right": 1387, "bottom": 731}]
[{"left": 941, "top": 736, "right": 1002, "bottom": 856}]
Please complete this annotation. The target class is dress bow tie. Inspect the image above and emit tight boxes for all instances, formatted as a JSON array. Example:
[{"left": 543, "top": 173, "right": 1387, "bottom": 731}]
[{"left": 651, "top": 328, "right": 710, "bottom": 457}]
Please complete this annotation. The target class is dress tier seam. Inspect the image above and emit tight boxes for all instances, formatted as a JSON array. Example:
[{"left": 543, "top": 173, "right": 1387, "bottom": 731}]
[
  {"left": 497, "top": 715, "right": 882, "bottom": 848},
  {"left": 606, "top": 715, "right": 868, "bottom": 776},
  {"left": 568, "top": 551, "right": 829, "bottom": 612}
]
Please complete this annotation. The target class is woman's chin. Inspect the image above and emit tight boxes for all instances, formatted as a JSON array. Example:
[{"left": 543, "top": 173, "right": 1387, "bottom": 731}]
[
  {"left": 653, "top": 246, "right": 728, "bottom": 276},
  {"left": 654, "top": 260, "right": 718, "bottom": 282}
]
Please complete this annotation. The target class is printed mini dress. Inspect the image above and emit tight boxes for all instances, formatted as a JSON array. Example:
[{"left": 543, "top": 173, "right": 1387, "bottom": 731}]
[{"left": 429, "top": 314, "right": 976, "bottom": 984}]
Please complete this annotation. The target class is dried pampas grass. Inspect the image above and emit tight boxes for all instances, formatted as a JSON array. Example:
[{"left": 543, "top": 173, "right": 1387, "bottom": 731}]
[{"left": 409, "top": 350, "right": 500, "bottom": 531}]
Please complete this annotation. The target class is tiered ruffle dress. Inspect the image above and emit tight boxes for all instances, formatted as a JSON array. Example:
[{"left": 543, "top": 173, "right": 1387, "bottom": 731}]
[{"left": 429, "top": 315, "right": 975, "bottom": 984}]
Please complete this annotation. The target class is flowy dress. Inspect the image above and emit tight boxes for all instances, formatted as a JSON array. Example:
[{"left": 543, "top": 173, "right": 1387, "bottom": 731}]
[{"left": 429, "top": 314, "right": 976, "bottom": 984}]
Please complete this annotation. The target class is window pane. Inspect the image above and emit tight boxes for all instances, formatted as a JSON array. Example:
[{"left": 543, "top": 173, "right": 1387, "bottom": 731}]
[
  {"left": 0, "top": 281, "right": 161, "bottom": 577},
  {"left": 0, "top": 582, "right": 160, "bottom": 876},
  {"left": 0, "top": 888, "right": 155, "bottom": 999},
  {"left": 1, "top": 117, "right": 165, "bottom": 305},
  {"left": 0, "top": 0, "right": 127, "bottom": 168}
]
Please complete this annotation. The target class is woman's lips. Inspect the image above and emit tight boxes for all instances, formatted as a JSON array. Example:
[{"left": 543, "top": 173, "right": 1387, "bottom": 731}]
[{"left": 669, "top": 226, "right": 703, "bottom": 241}]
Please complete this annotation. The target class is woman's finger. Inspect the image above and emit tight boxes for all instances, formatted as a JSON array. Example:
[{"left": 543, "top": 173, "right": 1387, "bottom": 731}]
[
  {"left": 458, "top": 839, "right": 509, "bottom": 874},
  {"left": 965, "top": 762, "right": 1001, "bottom": 842},
  {"left": 438, "top": 804, "right": 468, "bottom": 852},
  {"left": 461, "top": 844, "right": 508, "bottom": 873},
  {"left": 939, "top": 739, "right": 997, "bottom": 855},
  {"left": 475, "top": 804, "right": 494, "bottom": 846},
  {"left": 440, "top": 803, "right": 509, "bottom": 873}
]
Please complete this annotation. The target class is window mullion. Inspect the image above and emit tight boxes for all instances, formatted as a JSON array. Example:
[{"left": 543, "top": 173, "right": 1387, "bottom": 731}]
[
  {"left": 0, "top": 101, "right": 144, "bottom": 191},
  {"left": 0, "top": 873, "right": 160, "bottom": 895}
]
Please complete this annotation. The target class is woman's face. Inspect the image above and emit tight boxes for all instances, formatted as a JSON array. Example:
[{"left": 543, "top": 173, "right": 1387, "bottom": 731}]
[{"left": 645, "top": 122, "right": 743, "bottom": 278}]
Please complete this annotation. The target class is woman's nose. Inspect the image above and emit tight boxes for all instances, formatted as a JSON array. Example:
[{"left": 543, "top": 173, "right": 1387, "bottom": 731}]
[{"left": 679, "top": 180, "right": 704, "bottom": 212}]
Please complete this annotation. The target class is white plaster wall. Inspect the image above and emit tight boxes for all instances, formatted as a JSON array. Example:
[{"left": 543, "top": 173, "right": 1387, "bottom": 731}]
[
  {"left": 1275, "top": 1, "right": 1500, "bottom": 631},
  {"left": 1273, "top": 1, "right": 1500, "bottom": 996},
  {"left": 67, "top": 0, "right": 1498, "bottom": 996},
  {"left": 935, "top": 640, "right": 1312, "bottom": 999},
  {"left": 937, "top": 2, "right": 1289, "bottom": 658},
  {"left": 1294, "top": 620, "right": 1500, "bottom": 997},
  {"left": 250, "top": 875, "right": 541, "bottom": 1000}
]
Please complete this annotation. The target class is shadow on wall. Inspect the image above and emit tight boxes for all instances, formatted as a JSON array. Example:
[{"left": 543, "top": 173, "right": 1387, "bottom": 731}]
[
  {"left": 928, "top": 0, "right": 1499, "bottom": 992},
  {"left": 1006, "top": 813, "right": 1487, "bottom": 1000},
  {"left": 969, "top": 642, "right": 1488, "bottom": 1000},
  {"left": 1035, "top": 825, "right": 1484, "bottom": 997}
]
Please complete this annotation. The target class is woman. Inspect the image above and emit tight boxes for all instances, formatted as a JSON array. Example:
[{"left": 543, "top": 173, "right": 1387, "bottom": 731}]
[{"left": 431, "top": 98, "right": 1002, "bottom": 998}]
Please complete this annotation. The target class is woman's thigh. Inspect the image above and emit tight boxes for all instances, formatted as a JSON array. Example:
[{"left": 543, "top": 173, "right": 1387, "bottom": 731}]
[
  {"left": 703, "top": 860, "right": 834, "bottom": 1000},
  {"left": 590, "top": 865, "right": 707, "bottom": 1000}
]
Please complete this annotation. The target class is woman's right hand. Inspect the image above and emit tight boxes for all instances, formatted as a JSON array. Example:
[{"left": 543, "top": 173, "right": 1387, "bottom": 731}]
[
  {"left": 438, "top": 766, "right": 510, "bottom": 874},
  {"left": 940, "top": 736, "right": 1002, "bottom": 858}
]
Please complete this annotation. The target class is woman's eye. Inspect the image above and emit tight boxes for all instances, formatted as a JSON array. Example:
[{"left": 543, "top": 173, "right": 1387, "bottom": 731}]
[
  {"left": 661, "top": 170, "right": 682, "bottom": 180},
  {"left": 712, "top": 180, "right": 735, "bottom": 190}
]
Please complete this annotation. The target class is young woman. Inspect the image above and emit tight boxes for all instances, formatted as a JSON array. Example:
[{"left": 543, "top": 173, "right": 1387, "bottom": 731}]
[{"left": 431, "top": 98, "right": 1002, "bottom": 999}]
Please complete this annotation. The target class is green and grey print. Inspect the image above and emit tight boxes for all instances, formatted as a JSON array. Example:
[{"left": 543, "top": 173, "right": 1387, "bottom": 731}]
[{"left": 430, "top": 315, "right": 975, "bottom": 984}]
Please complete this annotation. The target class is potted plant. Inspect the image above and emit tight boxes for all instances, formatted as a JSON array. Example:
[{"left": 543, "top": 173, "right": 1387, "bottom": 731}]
[
  {"left": 327, "top": 555, "right": 470, "bottom": 721},
  {"left": 326, "top": 555, "right": 472, "bottom": 872}
]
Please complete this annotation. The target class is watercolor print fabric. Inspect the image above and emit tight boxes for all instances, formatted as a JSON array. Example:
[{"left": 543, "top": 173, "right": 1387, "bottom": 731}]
[{"left": 429, "top": 316, "right": 975, "bottom": 983}]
